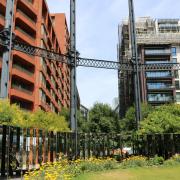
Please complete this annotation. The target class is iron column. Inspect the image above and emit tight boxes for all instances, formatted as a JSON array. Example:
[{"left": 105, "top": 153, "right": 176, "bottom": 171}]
[
  {"left": 0, "top": 0, "right": 15, "bottom": 99},
  {"left": 128, "top": 0, "right": 142, "bottom": 129},
  {"left": 70, "top": 0, "right": 78, "bottom": 157}
]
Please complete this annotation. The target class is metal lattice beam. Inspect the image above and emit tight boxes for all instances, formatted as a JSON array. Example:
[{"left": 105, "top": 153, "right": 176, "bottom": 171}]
[
  {"left": 0, "top": 33, "right": 180, "bottom": 71},
  {"left": 13, "top": 40, "right": 69, "bottom": 64},
  {"left": 77, "top": 57, "right": 132, "bottom": 70}
]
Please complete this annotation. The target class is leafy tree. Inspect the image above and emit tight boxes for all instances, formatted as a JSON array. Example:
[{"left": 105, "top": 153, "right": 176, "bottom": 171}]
[
  {"left": 120, "top": 103, "right": 153, "bottom": 133},
  {"left": 0, "top": 99, "right": 23, "bottom": 125},
  {"left": 0, "top": 100, "right": 70, "bottom": 132},
  {"left": 87, "top": 103, "right": 120, "bottom": 133},
  {"left": 139, "top": 104, "right": 180, "bottom": 134}
]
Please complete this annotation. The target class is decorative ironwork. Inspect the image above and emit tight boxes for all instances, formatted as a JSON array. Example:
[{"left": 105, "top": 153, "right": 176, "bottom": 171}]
[
  {"left": 77, "top": 57, "right": 132, "bottom": 70},
  {"left": 13, "top": 40, "right": 69, "bottom": 64},
  {"left": 0, "top": 33, "right": 180, "bottom": 71}
]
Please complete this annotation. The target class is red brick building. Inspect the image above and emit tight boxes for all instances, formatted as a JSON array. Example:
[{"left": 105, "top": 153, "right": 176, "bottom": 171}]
[{"left": 0, "top": 0, "right": 70, "bottom": 113}]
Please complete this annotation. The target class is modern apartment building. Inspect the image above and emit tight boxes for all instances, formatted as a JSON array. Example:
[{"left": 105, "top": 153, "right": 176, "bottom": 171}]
[
  {"left": 0, "top": 0, "right": 70, "bottom": 113},
  {"left": 118, "top": 17, "right": 180, "bottom": 117}
]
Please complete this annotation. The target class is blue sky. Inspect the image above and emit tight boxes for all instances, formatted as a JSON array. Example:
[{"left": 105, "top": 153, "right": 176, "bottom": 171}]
[{"left": 47, "top": 0, "right": 180, "bottom": 108}]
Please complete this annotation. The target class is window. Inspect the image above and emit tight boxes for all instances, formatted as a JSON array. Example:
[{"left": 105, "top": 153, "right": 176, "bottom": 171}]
[
  {"left": 176, "top": 92, "right": 180, "bottom": 102},
  {"left": 171, "top": 47, "right": 176, "bottom": 56}
]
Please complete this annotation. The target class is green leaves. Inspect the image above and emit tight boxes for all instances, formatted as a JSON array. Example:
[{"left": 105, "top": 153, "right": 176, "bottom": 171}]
[
  {"left": 87, "top": 103, "right": 120, "bottom": 133},
  {"left": 0, "top": 100, "right": 70, "bottom": 132},
  {"left": 139, "top": 104, "right": 180, "bottom": 134}
]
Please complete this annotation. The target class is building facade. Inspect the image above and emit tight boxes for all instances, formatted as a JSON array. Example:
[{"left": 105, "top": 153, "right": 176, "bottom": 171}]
[
  {"left": 118, "top": 17, "right": 180, "bottom": 117},
  {"left": 0, "top": 0, "right": 70, "bottom": 113}
]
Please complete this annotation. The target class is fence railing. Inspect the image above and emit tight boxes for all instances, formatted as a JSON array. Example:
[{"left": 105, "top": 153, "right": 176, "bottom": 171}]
[{"left": 0, "top": 125, "right": 179, "bottom": 177}]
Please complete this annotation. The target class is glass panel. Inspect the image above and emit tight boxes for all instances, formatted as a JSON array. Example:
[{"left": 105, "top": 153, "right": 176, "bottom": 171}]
[
  {"left": 145, "top": 49, "right": 170, "bottom": 55},
  {"left": 147, "top": 93, "right": 173, "bottom": 102},
  {"left": 146, "top": 71, "right": 171, "bottom": 78},
  {"left": 147, "top": 82, "right": 172, "bottom": 89}
]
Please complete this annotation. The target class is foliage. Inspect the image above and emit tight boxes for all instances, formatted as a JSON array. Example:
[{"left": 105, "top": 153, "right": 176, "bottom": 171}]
[
  {"left": 121, "top": 156, "right": 148, "bottom": 168},
  {"left": 164, "top": 154, "right": 180, "bottom": 166},
  {"left": 139, "top": 104, "right": 180, "bottom": 134},
  {"left": 87, "top": 102, "right": 120, "bottom": 133},
  {"left": 121, "top": 103, "right": 153, "bottom": 133},
  {"left": 0, "top": 100, "right": 70, "bottom": 132},
  {"left": 148, "top": 155, "right": 164, "bottom": 166},
  {"left": 24, "top": 157, "right": 118, "bottom": 180},
  {"left": 121, "top": 155, "right": 166, "bottom": 168}
]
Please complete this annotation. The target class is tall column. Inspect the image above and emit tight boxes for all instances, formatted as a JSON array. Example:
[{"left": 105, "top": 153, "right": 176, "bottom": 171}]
[
  {"left": 70, "top": 0, "right": 78, "bottom": 157},
  {"left": 128, "top": 0, "right": 142, "bottom": 129},
  {"left": 0, "top": 0, "right": 15, "bottom": 99}
]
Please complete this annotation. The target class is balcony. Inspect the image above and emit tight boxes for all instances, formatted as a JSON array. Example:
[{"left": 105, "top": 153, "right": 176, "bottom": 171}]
[
  {"left": 17, "top": 0, "right": 37, "bottom": 18},
  {"left": 12, "top": 68, "right": 34, "bottom": 83},
  {"left": 15, "top": 26, "right": 35, "bottom": 46},
  {"left": 13, "top": 64, "right": 34, "bottom": 77},
  {"left": 10, "top": 88, "right": 34, "bottom": 102},
  {"left": 13, "top": 52, "right": 35, "bottom": 65},
  {"left": 146, "top": 71, "right": 172, "bottom": 79},
  {"left": 147, "top": 93, "right": 174, "bottom": 103},
  {"left": 147, "top": 83, "right": 174, "bottom": 91},
  {"left": 145, "top": 49, "right": 171, "bottom": 56},
  {"left": 16, "top": 9, "right": 36, "bottom": 31}
]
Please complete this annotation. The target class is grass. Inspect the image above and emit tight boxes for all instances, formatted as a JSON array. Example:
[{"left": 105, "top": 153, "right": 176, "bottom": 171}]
[{"left": 73, "top": 165, "right": 180, "bottom": 180}]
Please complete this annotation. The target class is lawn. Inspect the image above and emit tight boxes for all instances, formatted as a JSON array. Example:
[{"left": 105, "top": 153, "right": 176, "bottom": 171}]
[{"left": 73, "top": 165, "right": 180, "bottom": 180}]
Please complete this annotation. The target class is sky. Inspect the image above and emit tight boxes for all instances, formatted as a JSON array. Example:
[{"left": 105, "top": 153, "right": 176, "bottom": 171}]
[{"left": 46, "top": 0, "right": 180, "bottom": 108}]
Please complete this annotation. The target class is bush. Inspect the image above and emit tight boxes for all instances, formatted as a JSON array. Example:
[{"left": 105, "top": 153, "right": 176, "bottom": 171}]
[
  {"left": 148, "top": 155, "right": 164, "bottom": 166},
  {"left": 121, "top": 156, "right": 148, "bottom": 168},
  {"left": 164, "top": 154, "right": 180, "bottom": 166}
]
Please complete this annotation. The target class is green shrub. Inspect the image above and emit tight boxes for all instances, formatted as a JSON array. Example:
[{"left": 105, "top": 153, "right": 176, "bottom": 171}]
[
  {"left": 148, "top": 155, "right": 164, "bottom": 166},
  {"left": 164, "top": 154, "right": 180, "bottom": 166},
  {"left": 121, "top": 156, "right": 148, "bottom": 168}
]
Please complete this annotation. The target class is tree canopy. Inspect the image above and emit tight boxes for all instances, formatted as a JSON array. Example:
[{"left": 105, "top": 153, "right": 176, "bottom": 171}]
[
  {"left": 0, "top": 100, "right": 70, "bottom": 132},
  {"left": 139, "top": 104, "right": 180, "bottom": 134},
  {"left": 87, "top": 103, "right": 120, "bottom": 133}
]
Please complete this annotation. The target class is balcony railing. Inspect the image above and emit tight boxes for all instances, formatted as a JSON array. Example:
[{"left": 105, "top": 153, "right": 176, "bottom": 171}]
[
  {"left": 146, "top": 71, "right": 172, "bottom": 78},
  {"left": 148, "top": 97, "right": 174, "bottom": 102},
  {"left": 15, "top": 26, "right": 35, "bottom": 41},
  {"left": 145, "top": 49, "right": 171, "bottom": 56},
  {"left": 147, "top": 84, "right": 173, "bottom": 90},
  {"left": 16, "top": 9, "right": 36, "bottom": 25},
  {"left": 13, "top": 64, "right": 34, "bottom": 76},
  {"left": 12, "top": 84, "right": 33, "bottom": 95}
]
